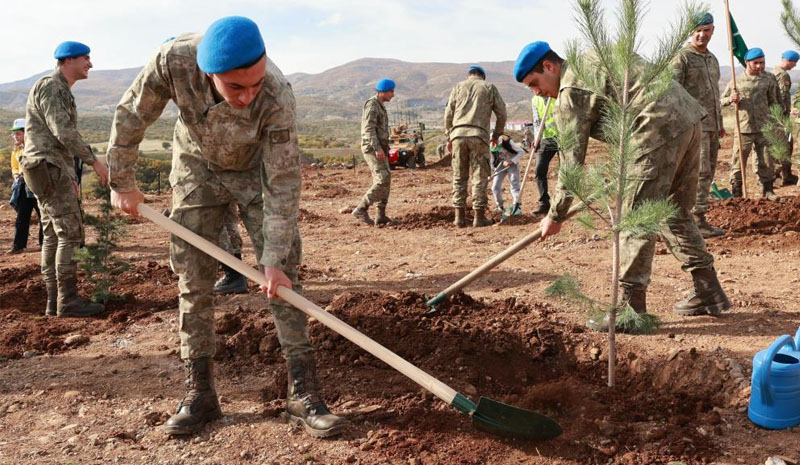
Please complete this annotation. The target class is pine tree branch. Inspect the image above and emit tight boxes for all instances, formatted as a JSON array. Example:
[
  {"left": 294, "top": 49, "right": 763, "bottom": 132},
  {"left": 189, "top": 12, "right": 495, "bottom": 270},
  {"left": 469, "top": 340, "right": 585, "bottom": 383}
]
[{"left": 782, "top": 0, "right": 800, "bottom": 49}]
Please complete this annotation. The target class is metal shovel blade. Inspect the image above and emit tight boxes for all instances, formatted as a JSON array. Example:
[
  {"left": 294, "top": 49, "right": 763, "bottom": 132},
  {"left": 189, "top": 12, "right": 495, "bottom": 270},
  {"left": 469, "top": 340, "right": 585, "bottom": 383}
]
[
  {"left": 473, "top": 396, "right": 562, "bottom": 440},
  {"left": 452, "top": 393, "right": 562, "bottom": 440}
]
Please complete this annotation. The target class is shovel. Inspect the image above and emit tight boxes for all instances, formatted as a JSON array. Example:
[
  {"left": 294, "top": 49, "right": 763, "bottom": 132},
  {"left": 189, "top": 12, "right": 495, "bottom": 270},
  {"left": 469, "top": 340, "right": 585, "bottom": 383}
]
[
  {"left": 136, "top": 203, "right": 562, "bottom": 441},
  {"left": 426, "top": 201, "right": 586, "bottom": 307},
  {"left": 710, "top": 182, "right": 733, "bottom": 200}
]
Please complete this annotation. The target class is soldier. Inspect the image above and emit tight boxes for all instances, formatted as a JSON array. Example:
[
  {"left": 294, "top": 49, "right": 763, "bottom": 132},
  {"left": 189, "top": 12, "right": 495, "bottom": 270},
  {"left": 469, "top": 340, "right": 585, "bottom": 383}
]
[
  {"left": 108, "top": 17, "right": 346, "bottom": 437},
  {"left": 721, "top": 47, "right": 781, "bottom": 199},
  {"left": 770, "top": 50, "right": 799, "bottom": 186},
  {"left": 672, "top": 12, "right": 726, "bottom": 238},
  {"left": 445, "top": 65, "right": 507, "bottom": 227},
  {"left": 213, "top": 201, "right": 248, "bottom": 295},
  {"left": 514, "top": 41, "right": 730, "bottom": 331},
  {"left": 352, "top": 79, "right": 395, "bottom": 226},
  {"left": 19, "top": 41, "right": 109, "bottom": 318}
]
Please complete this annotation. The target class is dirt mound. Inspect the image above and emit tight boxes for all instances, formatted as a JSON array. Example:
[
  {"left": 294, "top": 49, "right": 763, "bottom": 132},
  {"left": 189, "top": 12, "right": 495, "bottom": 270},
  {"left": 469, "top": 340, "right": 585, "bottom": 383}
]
[
  {"left": 426, "top": 153, "right": 452, "bottom": 168},
  {"left": 706, "top": 196, "right": 800, "bottom": 237},
  {"left": 313, "top": 185, "right": 351, "bottom": 199},
  {"left": 209, "top": 290, "right": 744, "bottom": 463},
  {"left": 393, "top": 206, "right": 465, "bottom": 229},
  {"left": 298, "top": 208, "right": 323, "bottom": 223},
  {"left": 0, "top": 262, "right": 177, "bottom": 359}
]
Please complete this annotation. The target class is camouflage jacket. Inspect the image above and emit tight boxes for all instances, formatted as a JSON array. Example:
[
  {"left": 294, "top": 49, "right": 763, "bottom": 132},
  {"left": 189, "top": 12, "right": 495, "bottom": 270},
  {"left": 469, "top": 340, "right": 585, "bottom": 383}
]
[
  {"left": 107, "top": 33, "right": 301, "bottom": 269},
  {"left": 721, "top": 71, "right": 780, "bottom": 133},
  {"left": 770, "top": 66, "right": 792, "bottom": 116},
  {"left": 20, "top": 70, "right": 96, "bottom": 176},
  {"left": 360, "top": 95, "right": 389, "bottom": 154},
  {"left": 672, "top": 44, "right": 723, "bottom": 133},
  {"left": 444, "top": 76, "right": 507, "bottom": 144},
  {"left": 549, "top": 57, "right": 706, "bottom": 222}
]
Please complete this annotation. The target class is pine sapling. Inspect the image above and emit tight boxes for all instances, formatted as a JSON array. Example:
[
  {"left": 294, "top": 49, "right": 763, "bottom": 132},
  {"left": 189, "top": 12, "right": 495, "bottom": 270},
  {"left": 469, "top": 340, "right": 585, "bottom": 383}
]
[
  {"left": 75, "top": 184, "right": 130, "bottom": 304},
  {"left": 544, "top": 0, "right": 704, "bottom": 387}
]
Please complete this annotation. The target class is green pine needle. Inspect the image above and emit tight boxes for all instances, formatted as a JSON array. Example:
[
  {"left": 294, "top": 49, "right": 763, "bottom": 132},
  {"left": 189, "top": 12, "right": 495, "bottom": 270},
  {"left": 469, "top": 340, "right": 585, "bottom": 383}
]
[
  {"left": 617, "top": 199, "right": 678, "bottom": 237},
  {"left": 616, "top": 305, "right": 661, "bottom": 334}
]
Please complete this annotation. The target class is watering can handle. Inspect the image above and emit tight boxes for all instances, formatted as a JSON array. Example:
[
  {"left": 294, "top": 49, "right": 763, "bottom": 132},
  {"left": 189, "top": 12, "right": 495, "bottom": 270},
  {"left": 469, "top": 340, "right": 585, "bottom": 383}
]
[
  {"left": 759, "top": 334, "right": 796, "bottom": 404},
  {"left": 794, "top": 327, "right": 800, "bottom": 349}
]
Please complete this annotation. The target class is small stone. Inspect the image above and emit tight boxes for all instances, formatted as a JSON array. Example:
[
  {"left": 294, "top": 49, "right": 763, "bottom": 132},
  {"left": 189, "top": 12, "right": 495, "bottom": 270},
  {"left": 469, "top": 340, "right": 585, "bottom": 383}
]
[
  {"left": 64, "top": 334, "right": 89, "bottom": 346},
  {"left": 667, "top": 349, "right": 682, "bottom": 362},
  {"left": 344, "top": 455, "right": 357, "bottom": 463},
  {"left": 590, "top": 348, "right": 601, "bottom": 360},
  {"left": 766, "top": 458, "right": 788, "bottom": 465},
  {"left": 463, "top": 384, "right": 478, "bottom": 396},
  {"left": 63, "top": 391, "right": 81, "bottom": 399},
  {"left": 339, "top": 400, "right": 359, "bottom": 410},
  {"left": 23, "top": 350, "right": 39, "bottom": 359},
  {"left": 339, "top": 207, "right": 352, "bottom": 214}
]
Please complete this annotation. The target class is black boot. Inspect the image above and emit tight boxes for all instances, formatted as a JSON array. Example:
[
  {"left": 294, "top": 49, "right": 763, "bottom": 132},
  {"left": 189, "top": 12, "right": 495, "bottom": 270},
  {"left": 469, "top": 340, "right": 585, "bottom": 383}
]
[
  {"left": 731, "top": 179, "right": 743, "bottom": 198},
  {"left": 374, "top": 206, "right": 394, "bottom": 226},
  {"left": 57, "top": 277, "right": 104, "bottom": 318},
  {"left": 762, "top": 181, "right": 778, "bottom": 200},
  {"left": 472, "top": 208, "right": 494, "bottom": 227},
  {"left": 782, "top": 163, "right": 798, "bottom": 186},
  {"left": 673, "top": 268, "right": 732, "bottom": 316},
  {"left": 694, "top": 213, "right": 724, "bottom": 239},
  {"left": 454, "top": 207, "right": 467, "bottom": 228},
  {"left": 164, "top": 358, "right": 223, "bottom": 435},
  {"left": 587, "top": 286, "right": 646, "bottom": 332},
  {"left": 351, "top": 199, "right": 373, "bottom": 226},
  {"left": 285, "top": 353, "right": 347, "bottom": 438},
  {"left": 214, "top": 254, "right": 248, "bottom": 295},
  {"left": 532, "top": 203, "right": 550, "bottom": 215},
  {"left": 44, "top": 280, "right": 57, "bottom": 317}
]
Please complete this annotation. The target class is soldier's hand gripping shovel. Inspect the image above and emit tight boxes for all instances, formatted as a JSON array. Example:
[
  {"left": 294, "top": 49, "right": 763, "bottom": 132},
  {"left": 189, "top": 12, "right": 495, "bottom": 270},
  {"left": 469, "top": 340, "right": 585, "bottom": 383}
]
[
  {"left": 426, "top": 201, "right": 586, "bottom": 307},
  {"left": 136, "top": 203, "right": 562, "bottom": 441}
]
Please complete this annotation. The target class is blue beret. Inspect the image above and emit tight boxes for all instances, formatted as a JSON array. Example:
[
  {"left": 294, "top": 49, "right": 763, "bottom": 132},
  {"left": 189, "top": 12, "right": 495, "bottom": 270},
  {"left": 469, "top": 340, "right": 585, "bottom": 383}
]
[
  {"left": 695, "top": 12, "right": 714, "bottom": 26},
  {"left": 468, "top": 65, "right": 486, "bottom": 76},
  {"left": 744, "top": 48, "right": 765, "bottom": 61},
  {"left": 375, "top": 78, "right": 395, "bottom": 92},
  {"left": 514, "top": 41, "right": 552, "bottom": 83},
  {"left": 783, "top": 50, "right": 800, "bottom": 61},
  {"left": 54, "top": 41, "right": 90, "bottom": 60},
  {"left": 197, "top": 16, "right": 266, "bottom": 74}
]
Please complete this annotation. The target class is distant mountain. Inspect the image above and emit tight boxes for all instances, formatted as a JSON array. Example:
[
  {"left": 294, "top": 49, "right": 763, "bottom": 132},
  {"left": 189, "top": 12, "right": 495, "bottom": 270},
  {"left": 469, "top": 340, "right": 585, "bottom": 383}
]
[
  {"left": 5, "top": 60, "right": 797, "bottom": 123},
  {"left": 0, "top": 58, "right": 533, "bottom": 121}
]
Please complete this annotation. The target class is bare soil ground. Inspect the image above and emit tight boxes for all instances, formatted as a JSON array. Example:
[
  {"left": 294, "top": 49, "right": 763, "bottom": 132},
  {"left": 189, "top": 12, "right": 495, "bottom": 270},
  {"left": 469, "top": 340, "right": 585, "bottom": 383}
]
[{"left": 2, "top": 137, "right": 800, "bottom": 464}]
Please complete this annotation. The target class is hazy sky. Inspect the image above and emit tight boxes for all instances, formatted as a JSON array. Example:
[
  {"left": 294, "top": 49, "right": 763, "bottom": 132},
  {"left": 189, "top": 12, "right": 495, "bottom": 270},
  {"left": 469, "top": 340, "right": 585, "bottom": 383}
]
[{"left": 0, "top": 0, "right": 796, "bottom": 83}]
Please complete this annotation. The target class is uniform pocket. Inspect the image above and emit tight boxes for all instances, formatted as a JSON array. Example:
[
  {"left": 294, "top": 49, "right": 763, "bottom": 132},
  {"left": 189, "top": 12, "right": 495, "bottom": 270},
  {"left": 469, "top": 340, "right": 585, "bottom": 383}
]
[
  {"left": 22, "top": 161, "right": 55, "bottom": 198},
  {"left": 628, "top": 161, "right": 658, "bottom": 181}
]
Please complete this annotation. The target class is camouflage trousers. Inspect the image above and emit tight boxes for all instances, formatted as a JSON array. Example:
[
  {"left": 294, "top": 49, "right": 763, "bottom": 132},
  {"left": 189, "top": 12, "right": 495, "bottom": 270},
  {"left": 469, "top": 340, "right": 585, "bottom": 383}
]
[
  {"left": 360, "top": 149, "right": 391, "bottom": 207},
  {"left": 21, "top": 161, "right": 83, "bottom": 288},
  {"left": 692, "top": 131, "right": 720, "bottom": 216},
  {"left": 451, "top": 136, "right": 490, "bottom": 210},
  {"left": 170, "top": 169, "right": 310, "bottom": 360},
  {"left": 730, "top": 132, "right": 775, "bottom": 186},
  {"left": 620, "top": 122, "right": 715, "bottom": 290},
  {"left": 219, "top": 201, "right": 243, "bottom": 255}
]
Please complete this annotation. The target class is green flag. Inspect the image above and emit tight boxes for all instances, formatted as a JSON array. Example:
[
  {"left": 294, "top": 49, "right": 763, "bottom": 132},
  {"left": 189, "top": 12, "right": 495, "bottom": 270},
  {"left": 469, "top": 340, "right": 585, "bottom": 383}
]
[{"left": 729, "top": 13, "right": 748, "bottom": 67}]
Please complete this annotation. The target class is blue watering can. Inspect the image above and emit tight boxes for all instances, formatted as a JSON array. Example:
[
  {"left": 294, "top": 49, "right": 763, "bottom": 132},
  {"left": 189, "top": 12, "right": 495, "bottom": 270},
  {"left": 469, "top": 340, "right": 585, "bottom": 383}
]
[{"left": 748, "top": 334, "right": 800, "bottom": 429}]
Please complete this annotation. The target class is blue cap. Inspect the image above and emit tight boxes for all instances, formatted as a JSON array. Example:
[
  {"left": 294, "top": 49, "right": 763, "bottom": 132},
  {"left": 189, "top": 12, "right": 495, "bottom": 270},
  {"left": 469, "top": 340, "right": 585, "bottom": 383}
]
[
  {"left": 468, "top": 65, "right": 486, "bottom": 76},
  {"left": 375, "top": 78, "right": 395, "bottom": 92},
  {"left": 783, "top": 50, "right": 800, "bottom": 62},
  {"left": 513, "top": 41, "right": 552, "bottom": 83},
  {"left": 197, "top": 16, "right": 266, "bottom": 74},
  {"left": 54, "top": 41, "right": 90, "bottom": 60},
  {"left": 744, "top": 48, "right": 765, "bottom": 61},
  {"left": 695, "top": 12, "right": 714, "bottom": 26}
]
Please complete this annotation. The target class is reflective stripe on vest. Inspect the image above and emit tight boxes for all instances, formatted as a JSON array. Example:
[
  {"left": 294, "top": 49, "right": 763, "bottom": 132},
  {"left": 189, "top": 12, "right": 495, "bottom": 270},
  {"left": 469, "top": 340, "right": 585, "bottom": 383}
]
[{"left": 531, "top": 96, "right": 558, "bottom": 140}]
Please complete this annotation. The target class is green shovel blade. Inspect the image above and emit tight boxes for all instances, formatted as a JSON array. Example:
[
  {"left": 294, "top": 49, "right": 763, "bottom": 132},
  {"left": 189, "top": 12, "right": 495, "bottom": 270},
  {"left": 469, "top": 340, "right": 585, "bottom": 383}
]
[{"left": 451, "top": 393, "right": 562, "bottom": 440}]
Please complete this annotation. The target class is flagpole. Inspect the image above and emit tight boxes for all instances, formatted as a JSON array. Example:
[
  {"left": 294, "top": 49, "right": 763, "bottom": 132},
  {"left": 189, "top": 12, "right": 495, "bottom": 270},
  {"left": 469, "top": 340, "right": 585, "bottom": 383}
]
[{"left": 725, "top": 0, "right": 749, "bottom": 198}]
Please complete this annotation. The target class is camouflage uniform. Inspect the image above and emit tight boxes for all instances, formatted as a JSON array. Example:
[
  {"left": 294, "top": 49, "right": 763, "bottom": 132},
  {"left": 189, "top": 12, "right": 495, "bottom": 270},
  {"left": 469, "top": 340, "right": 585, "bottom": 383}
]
[
  {"left": 19, "top": 70, "right": 97, "bottom": 294},
  {"left": 219, "top": 201, "right": 243, "bottom": 256},
  {"left": 672, "top": 44, "right": 723, "bottom": 215},
  {"left": 107, "top": 34, "right": 310, "bottom": 360},
  {"left": 551, "top": 57, "right": 715, "bottom": 290},
  {"left": 771, "top": 65, "right": 794, "bottom": 176},
  {"left": 359, "top": 95, "right": 390, "bottom": 207},
  {"left": 721, "top": 71, "right": 781, "bottom": 186},
  {"left": 445, "top": 76, "right": 507, "bottom": 210}
]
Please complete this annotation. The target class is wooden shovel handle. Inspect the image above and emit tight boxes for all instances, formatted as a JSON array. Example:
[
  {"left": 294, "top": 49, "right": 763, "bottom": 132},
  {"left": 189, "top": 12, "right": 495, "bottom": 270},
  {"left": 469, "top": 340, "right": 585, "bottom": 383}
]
[{"left": 136, "top": 203, "right": 460, "bottom": 405}]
